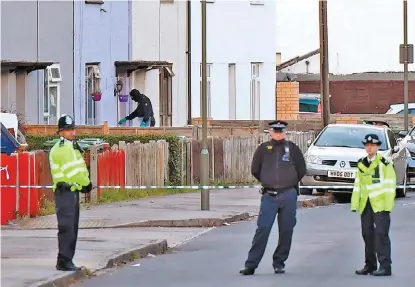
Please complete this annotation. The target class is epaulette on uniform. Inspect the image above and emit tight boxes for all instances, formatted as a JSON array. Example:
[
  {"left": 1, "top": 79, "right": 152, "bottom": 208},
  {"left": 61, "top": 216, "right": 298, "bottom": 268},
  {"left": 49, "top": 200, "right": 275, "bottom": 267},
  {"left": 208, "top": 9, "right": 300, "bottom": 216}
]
[
  {"left": 380, "top": 157, "right": 390, "bottom": 166},
  {"left": 59, "top": 138, "right": 65, "bottom": 147}
]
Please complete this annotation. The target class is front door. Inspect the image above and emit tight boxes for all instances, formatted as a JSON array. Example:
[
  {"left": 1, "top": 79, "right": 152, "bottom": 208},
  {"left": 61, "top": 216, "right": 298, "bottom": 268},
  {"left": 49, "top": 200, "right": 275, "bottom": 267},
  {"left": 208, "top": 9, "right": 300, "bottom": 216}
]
[{"left": 159, "top": 67, "right": 173, "bottom": 126}]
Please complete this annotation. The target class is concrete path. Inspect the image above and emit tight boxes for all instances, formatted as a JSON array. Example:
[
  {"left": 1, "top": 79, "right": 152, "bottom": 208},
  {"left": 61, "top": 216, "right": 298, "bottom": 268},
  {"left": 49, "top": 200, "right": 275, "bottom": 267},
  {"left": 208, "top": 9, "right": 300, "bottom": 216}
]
[
  {"left": 75, "top": 194, "right": 415, "bottom": 287},
  {"left": 1, "top": 189, "right": 332, "bottom": 287}
]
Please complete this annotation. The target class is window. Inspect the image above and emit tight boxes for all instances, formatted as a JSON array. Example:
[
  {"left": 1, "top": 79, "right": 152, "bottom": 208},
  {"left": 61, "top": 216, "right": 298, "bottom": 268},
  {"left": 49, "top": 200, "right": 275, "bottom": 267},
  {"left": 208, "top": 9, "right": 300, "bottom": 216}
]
[
  {"left": 250, "top": 0, "right": 264, "bottom": 5},
  {"left": 397, "top": 108, "right": 415, "bottom": 115},
  {"left": 85, "top": 64, "right": 101, "bottom": 125},
  {"left": 43, "top": 64, "right": 62, "bottom": 124},
  {"left": 250, "top": 63, "right": 261, "bottom": 120},
  {"left": 314, "top": 126, "right": 388, "bottom": 151},
  {"left": 200, "top": 63, "right": 212, "bottom": 117},
  {"left": 228, "top": 64, "right": 236, "bottom": 119},
  {"left": 85, "top": 0, "right": 104, "bottom": 4}
]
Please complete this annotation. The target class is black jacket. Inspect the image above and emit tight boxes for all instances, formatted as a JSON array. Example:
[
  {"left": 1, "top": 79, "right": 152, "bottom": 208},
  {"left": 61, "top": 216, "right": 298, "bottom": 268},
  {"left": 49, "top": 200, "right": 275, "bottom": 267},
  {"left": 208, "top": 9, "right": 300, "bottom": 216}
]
[
  {"left": 126, "top": 94, "right": 154, "bottom": 122},
  {"left": 251, "top": 139, "right": 306, "bottom": 189}
]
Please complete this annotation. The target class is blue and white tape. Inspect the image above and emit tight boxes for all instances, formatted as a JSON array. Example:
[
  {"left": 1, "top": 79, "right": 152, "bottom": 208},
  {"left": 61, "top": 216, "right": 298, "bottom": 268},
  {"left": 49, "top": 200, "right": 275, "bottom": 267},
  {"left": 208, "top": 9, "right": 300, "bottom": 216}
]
[{"left": 0, "top": 184, "right": 411, "bottom": 190}]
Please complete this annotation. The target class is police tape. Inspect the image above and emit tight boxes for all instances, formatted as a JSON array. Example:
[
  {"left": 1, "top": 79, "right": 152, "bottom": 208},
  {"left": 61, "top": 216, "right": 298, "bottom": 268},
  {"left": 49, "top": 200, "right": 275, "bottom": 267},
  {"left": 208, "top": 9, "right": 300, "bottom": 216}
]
[{"left": 0, "top": 184, "right": 411, "bottom": 190}]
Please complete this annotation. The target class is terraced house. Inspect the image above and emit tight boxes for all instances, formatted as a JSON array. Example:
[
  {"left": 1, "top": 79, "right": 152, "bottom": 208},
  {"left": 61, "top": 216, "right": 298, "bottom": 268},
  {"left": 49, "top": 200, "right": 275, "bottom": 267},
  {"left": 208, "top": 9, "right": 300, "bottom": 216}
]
[{"left": 1, "top": 0, "right": 277, "bottom": 127}]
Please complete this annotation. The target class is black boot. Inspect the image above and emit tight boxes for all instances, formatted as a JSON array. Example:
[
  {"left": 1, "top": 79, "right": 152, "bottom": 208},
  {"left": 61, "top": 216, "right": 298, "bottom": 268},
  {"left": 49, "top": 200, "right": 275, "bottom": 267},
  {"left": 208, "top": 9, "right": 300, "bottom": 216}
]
[
  {"left": 56, "top": 261, "right": 81, "bottom": 272},
  {"left": 239, "top": 267, "right": 255, "bottom": 275},
  {"left": 274, "top": 267, "right": 285, "bottom": 274},
  {"left": 355, "top": 266, "right": 376, "bottom": 275},
  {"left": 373, "top": 266, "right": 392, "bottom": 276}
]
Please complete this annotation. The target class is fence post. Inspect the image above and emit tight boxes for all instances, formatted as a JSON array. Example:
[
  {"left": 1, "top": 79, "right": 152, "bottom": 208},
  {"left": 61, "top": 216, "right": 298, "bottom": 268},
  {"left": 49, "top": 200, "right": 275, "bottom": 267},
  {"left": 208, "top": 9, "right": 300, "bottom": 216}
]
[
  {"left": 103, "top": 121, "right": 109, "bottom": 135},
  {"left": 89, "top": 145, "right": 98, "bottom": 202}
]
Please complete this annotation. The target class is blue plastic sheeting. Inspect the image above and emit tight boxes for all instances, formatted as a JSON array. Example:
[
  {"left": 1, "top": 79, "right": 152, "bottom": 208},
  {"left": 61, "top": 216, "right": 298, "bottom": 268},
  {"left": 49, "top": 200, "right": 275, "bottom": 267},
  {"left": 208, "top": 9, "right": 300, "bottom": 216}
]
[
  {"left": 299, "top": 98, "right": 320, "bottom": 106},
  {"left": 0, "top": 122, "right": 20, "bottom": 155}
]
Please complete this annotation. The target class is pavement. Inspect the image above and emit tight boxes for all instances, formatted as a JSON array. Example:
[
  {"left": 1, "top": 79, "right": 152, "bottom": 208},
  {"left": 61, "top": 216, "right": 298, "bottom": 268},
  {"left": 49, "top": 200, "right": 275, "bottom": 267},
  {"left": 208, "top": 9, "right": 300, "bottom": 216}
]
[
  {"left": 74, "top": 194, "right": 415, "bottom": 287},
  {"left": 0, "top": 189, "right": 333, "bottom": 287}
]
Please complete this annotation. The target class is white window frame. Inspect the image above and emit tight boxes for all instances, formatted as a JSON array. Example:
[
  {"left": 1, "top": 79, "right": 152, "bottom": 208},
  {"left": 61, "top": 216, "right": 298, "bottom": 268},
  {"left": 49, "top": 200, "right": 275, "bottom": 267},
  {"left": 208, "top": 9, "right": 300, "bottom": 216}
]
[
  {"left": 250, "top": 63, "right": 261, "bottom": 120},
  {"left": 250, "top": 0, "right": 264, "bottom": 5},
  {"left": 200, "top": 63, "right": 212, "bottom": 118},
  {"left": 85, "top": 64, "right": 101, "bottom": 125},
  {"left": 47, "top": 63, "right": 62, "bottom": 82},
  {"left": 228, "top": 63, "right": 236, "bottom": 120},
  {"left": 43, "top": 80, "right": 61, "bottom": 125}
]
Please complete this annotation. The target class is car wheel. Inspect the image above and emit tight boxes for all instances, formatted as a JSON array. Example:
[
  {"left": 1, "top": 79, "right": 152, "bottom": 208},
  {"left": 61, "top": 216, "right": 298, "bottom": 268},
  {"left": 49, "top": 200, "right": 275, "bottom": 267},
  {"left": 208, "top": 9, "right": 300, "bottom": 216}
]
[
  {"left": 300, "top": 188, "right": 313, "bottom": 195},
  {"left": 396, "top": 170, "right": 408, "bottom": 198}
]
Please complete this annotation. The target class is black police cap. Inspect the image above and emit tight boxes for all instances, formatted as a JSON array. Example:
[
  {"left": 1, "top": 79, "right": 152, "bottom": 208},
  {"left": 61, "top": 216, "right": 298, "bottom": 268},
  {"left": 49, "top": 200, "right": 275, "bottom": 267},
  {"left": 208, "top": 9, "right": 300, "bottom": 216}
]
[
  {"left": 362, "top": 133, "right": 382, "bottom": 146},
  {"left": 268, "top": 120, "right": 288, "bottom": 131},
  {"left": 57, "top": 114, "right": 75, "bottom": 131}
]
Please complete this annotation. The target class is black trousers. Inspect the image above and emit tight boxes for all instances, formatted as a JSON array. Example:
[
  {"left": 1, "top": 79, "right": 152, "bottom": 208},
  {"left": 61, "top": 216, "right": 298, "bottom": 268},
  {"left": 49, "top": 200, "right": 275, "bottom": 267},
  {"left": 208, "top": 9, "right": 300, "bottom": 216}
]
[
  {"left": 360, "top": 201, "right": 392, "bottom": 269},
  {"left": 245, "top": 188, "right": 297, "bottom": 269},
  {"left": 54, "top": 185, "right": 80, "bottom": 264}
]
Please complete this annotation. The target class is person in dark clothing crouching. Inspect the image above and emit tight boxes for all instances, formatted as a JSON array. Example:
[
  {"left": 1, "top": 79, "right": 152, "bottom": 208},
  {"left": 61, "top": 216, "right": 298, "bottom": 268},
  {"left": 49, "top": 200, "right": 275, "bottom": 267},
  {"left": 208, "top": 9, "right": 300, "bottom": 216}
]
[
  {"left": 118, "top": 89, "right": 155, "bottom": 127},
  {"left": 240, "top": 120, "right": 306, "bottom": 275}
]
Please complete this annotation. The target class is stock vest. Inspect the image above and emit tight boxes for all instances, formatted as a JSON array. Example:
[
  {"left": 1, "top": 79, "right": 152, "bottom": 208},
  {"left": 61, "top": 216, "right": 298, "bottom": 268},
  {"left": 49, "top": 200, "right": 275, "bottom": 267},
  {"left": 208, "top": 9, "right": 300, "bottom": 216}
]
[
  {"left": 351, "top": 154, "right": 396, "bottom": 214},
  {"left": 49, "top": 138, "right": 90, "bottom": 192}
]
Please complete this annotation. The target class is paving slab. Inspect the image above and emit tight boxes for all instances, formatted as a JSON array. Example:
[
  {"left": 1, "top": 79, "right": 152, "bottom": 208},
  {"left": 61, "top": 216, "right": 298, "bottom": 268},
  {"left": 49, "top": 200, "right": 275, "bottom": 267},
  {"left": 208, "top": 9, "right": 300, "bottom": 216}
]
[
  {"left": 1, "top": 227, "right": 210, "bottom": 287},
  {"left": 6, "top": 189, "right": 329, "bottom": 229}
]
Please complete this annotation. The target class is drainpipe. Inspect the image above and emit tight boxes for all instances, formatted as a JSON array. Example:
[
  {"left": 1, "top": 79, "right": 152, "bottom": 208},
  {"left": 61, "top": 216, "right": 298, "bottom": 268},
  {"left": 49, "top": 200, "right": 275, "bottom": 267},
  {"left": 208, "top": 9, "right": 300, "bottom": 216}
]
[
  {"left": 186, "top": 0, "right": 192, "bottom": 125},
  {"left": 72, "top": 0, "right": 76, "bottom": 119},
  {"left": 36, "top": 0, "right": 40, "bottom": 123}
]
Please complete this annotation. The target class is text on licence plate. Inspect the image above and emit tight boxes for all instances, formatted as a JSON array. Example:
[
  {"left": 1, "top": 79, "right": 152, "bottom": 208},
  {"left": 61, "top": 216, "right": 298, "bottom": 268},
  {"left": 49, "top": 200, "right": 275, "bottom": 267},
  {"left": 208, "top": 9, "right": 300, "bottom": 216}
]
[{"left": 327, "top": 171, "right": 356, "bottom": 179}]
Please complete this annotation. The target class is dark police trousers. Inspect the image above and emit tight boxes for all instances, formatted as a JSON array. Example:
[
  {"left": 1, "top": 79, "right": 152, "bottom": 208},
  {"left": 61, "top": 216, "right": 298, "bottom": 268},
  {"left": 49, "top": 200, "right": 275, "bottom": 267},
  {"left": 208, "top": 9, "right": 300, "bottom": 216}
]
[
  {"left": 245, "top": 187, "right": 297, "bottom": 269},
  {"left": 361, "top": 200, "right": 392, "bottom": 269},
  {"left": 54, "top": 184, "right": 80, "bottom": 264}
]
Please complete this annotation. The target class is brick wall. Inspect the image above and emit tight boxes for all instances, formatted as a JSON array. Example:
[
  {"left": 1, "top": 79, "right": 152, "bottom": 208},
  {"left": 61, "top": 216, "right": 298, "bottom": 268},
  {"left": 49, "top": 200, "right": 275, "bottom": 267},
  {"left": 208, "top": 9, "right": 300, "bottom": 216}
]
[
  {"left": 276, "top": 82, "right": 299, "bottom": 120},
  {"left": 300, "top": 80, "right": 415, "bottom": 114}
]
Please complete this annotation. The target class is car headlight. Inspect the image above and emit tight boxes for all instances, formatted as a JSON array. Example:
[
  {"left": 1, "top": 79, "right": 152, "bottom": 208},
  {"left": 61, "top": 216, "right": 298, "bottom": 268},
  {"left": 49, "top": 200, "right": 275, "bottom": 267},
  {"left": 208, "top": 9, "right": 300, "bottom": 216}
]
[{"left": 306, "top": 154, "right": 323, "bottom": 165}]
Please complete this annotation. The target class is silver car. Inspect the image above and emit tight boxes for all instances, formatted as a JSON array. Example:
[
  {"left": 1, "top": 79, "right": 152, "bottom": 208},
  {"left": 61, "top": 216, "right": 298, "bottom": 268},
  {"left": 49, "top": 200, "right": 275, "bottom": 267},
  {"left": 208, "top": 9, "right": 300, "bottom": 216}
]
[{"left": 300, "top": 123, "right": 409, "bottom": 198}]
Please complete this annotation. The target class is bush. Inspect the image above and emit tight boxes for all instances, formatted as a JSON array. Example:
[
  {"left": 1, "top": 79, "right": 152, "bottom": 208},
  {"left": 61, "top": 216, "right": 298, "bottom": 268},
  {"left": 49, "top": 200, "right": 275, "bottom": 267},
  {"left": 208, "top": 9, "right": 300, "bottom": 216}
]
[{"left": 26, "top": 133, "right": 183, "bottom": 186}]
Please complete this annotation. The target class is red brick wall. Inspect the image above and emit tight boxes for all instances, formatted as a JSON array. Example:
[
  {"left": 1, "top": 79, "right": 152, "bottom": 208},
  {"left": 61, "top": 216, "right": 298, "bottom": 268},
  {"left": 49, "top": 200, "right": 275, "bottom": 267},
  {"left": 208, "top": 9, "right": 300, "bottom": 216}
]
[{"left": 299, "top": 80, "right": 415, "bottom": 114}]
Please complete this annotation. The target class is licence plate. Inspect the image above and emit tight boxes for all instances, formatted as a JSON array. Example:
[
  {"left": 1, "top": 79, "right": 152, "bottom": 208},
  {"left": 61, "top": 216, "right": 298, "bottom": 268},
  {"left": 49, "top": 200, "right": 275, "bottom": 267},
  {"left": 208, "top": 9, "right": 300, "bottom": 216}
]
[{"left": 327, "top": 171, "right": 356, "bottom": 179}]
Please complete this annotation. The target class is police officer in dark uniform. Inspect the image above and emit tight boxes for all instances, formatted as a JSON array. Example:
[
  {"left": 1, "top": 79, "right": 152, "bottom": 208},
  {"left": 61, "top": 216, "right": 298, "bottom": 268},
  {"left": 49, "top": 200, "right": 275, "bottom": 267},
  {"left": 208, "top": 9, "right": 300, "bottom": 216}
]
[
  {"left": 240, "top": 120, "right": 306, "bottom": 275},
  {"left": 49, "top": 115, "right": 92, "bottom": 271},
  {"left": 118, "top": 89, "right": 155, "bottom": 127}
]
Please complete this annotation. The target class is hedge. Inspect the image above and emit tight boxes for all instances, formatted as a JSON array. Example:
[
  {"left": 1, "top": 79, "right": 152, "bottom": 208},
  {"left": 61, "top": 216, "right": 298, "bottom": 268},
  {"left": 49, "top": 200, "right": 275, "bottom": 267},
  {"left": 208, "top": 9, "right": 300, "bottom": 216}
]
[{"left": 26, "top": 134, "right": 183, "bottom": 186}]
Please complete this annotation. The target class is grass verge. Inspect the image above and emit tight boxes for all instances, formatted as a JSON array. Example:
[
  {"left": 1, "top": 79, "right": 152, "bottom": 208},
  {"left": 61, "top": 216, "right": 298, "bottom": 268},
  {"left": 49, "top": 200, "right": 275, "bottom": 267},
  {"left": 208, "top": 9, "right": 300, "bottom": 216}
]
[{"left": 38, "top": 188, "right": 197, "bottom": 216}]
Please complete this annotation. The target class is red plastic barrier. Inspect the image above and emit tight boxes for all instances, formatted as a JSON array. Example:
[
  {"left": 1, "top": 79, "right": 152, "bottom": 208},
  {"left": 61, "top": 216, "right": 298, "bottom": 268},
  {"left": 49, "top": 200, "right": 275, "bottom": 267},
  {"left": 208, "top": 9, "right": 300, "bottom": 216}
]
[
  {"left": 18, "top": 153, "right": 38, "bottom": 217},
  {"left": 97, "top": 150, "right": 126, "bottom": 198},
  {"left": 1, "top": 154, "right": 18, "bottom": 225}
]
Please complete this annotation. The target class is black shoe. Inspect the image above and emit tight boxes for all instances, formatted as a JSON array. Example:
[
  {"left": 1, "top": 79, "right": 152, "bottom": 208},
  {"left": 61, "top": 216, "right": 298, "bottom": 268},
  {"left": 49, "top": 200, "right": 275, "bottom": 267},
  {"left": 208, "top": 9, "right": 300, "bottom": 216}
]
[
  {"left": 56, "top": 261, "right": 81, "bottom": 272},
  {"left": 274, "top": 267, "right": 285, "bottom": 274},
  {"left": 355, "top": 266, "right": 376, "bottom": 275},
  {"left": 239, "top": 267, "right": 255, "bottom": 275},
  {"left": 373, "top": 267, "right": 392, "bottom": 276}
]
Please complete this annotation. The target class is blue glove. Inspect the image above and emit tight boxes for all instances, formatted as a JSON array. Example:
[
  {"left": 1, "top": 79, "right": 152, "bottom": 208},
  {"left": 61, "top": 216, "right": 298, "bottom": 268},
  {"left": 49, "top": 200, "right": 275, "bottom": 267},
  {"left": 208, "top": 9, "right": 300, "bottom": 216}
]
[
  {"left": 140, "top": 121, "right": 147, "bottom": 127},
  {"left": 118, "top": 117, "right": 127, "bottom": 125}
]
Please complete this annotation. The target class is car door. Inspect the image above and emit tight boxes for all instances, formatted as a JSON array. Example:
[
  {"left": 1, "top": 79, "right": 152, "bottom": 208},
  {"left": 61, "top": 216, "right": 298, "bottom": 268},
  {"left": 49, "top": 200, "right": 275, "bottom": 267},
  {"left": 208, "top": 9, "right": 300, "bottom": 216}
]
[{"left": 387, "top": 129, "right": 407, "bottom": 184}]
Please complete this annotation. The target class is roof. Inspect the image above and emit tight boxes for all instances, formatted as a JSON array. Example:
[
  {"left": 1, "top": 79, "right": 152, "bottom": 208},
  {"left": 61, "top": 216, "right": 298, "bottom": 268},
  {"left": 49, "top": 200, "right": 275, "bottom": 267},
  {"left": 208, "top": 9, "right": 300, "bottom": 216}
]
[
  {"left": 276, "top": 49, "right": 320, "bottom": 72},
  {"left": 327, "top": 123, "right": 387, "bottom": 131},
  {"left": 114, "top": 60, "right": 173, "bottom": 77},
  {"left": 1, "top": 60, "right": 54, "bottom": 74}
]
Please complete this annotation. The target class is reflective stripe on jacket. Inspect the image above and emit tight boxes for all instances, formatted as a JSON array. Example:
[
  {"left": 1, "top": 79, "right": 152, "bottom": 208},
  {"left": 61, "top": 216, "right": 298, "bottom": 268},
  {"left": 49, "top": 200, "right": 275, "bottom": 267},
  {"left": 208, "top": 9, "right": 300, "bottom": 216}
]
[
  {"left": 49, "top": 138, "right": 90, "bottom": 192},
  {"left": 351, "top": 154, "right": 396, "bottom": 214}
]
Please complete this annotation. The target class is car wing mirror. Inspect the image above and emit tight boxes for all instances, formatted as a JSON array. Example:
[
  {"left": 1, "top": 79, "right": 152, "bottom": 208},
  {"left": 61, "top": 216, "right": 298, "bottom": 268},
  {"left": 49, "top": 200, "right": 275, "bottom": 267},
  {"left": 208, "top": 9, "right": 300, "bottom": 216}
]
[
  {"left": 393, "top": 146, "right": 400, "bottom": 153},
  {"left": 306, "top": 139, "right": 312, "bottom": 147}
]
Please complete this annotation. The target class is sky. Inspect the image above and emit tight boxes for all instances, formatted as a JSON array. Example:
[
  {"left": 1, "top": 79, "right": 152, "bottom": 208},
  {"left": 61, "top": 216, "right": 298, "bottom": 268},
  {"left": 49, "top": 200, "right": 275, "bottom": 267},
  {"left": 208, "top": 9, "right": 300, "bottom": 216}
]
[{"left": 276, "top": 0, "right": 415, "bottom": 74}]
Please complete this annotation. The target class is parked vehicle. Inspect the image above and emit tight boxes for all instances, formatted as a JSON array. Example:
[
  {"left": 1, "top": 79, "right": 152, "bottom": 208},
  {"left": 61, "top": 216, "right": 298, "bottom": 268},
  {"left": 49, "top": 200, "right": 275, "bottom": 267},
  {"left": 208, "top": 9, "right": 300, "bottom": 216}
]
[
  {"left": 386, "top": 103, "right": 415, "bottom": 115},
  {"left": 397, "top": 127, "right": 415, "bottom": 181},
  {"left": 300, "top": 123, "right": 409, "bottom": 198}
]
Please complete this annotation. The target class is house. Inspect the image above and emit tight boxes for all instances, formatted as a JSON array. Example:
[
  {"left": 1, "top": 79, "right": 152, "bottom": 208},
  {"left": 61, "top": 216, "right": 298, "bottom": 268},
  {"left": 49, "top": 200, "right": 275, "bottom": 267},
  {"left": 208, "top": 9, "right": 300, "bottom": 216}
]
[
  {"left": 1, "top": 1, "right": 74, "bottom": 125},
  {"left": 73, "top": 0, "right": 129, "bottom": 126},
  {"left": 121, "top": 0, "right": 277, "bottom": 127}
]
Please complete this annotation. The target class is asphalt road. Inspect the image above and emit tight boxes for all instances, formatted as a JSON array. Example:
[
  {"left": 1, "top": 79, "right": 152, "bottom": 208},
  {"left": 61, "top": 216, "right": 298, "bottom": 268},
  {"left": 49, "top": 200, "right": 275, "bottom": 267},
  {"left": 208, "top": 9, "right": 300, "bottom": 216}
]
[{"left": 76, "top": 195, "right": 415, "bottom": 287}]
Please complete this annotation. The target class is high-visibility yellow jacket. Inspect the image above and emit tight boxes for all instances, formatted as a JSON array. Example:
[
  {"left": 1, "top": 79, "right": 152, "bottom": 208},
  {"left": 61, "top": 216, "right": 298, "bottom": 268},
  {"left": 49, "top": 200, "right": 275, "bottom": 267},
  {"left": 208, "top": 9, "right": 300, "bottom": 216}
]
[
  {"left": 351, "top": 154, "right": 396, "bottom": 214},
  {"left": 49, "top": 138, "right": 90, "bottom": 192}
]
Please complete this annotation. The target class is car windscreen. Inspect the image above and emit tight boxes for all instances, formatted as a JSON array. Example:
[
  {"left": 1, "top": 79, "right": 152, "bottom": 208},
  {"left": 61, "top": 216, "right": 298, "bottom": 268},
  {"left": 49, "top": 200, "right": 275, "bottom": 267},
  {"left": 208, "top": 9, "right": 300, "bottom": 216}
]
[{"left": 314, "top": 126, "right": 388, "bottom": 150}]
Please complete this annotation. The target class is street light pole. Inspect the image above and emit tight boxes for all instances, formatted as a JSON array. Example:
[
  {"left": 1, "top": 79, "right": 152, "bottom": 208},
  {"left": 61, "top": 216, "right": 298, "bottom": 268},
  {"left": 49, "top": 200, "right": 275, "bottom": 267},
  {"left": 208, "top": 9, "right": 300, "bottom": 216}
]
[
  {"left": 319, "top": 0, "right": 330, "bottom": 127},
  {"left": 200, "top": 0, "right": 210, "bottom": 210},
  {"left": 403, "top": 0, "right": 409, "bottom": 131}
]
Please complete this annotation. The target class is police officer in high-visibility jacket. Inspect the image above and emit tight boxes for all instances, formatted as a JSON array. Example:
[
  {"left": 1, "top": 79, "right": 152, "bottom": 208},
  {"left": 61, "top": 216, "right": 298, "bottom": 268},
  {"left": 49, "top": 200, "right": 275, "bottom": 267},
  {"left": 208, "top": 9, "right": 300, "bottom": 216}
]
[
  {"left": 50, "top": 115, "right": 92, "bottom": 271},
  {"left": 352, "top": 133, "right": 396, "bottom": 277}
]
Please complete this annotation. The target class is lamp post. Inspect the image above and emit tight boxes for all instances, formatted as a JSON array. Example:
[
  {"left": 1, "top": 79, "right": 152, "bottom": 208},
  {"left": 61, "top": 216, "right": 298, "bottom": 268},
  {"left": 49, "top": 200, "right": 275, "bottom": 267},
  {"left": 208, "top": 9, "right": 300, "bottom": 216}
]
[
  {"left": 400, "top": 0, "right": 413, "bottom": 131},
  {"left": 200, "top": 0, "right": 210, "bottom": 210},
  {"left": 319, "top": 0, "right": 330, "bottom": 127}
]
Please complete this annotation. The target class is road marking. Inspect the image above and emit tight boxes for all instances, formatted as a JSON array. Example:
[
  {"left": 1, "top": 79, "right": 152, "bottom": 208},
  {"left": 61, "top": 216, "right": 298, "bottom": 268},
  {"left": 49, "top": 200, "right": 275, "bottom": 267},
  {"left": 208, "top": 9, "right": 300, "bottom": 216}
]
[
  {"left": 169, "top": 227, "right": 216, "bottom": 249},
  {"left": 132, "top": 263, "right": 141, "bottom": 267},
  {"left": 402, "top": 201, "right": 415, "bottom": 207}
]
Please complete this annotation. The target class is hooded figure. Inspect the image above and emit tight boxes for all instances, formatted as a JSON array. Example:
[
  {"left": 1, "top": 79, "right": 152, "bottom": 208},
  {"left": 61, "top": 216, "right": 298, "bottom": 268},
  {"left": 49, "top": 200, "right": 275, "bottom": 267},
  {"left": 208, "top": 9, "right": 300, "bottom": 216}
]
[{"left": 118, "top": 89, "right": 155, "bottom": 127}]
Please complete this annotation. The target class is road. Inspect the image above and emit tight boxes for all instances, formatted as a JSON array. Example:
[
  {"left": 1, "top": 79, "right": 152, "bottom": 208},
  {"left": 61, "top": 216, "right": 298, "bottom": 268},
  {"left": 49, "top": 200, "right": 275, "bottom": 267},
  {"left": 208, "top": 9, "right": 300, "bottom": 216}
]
[{"left": 76, "top": 195, "right": 415, "bottom": 287}]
